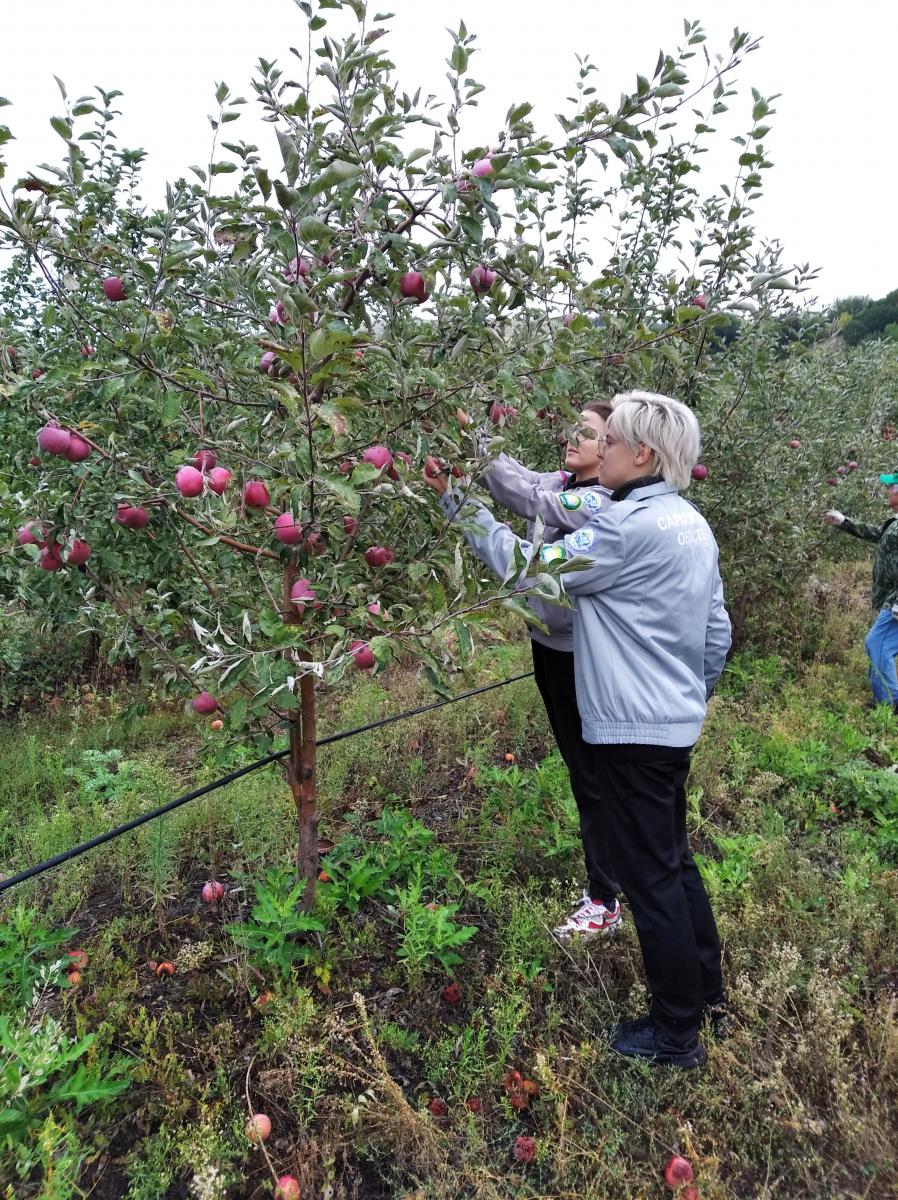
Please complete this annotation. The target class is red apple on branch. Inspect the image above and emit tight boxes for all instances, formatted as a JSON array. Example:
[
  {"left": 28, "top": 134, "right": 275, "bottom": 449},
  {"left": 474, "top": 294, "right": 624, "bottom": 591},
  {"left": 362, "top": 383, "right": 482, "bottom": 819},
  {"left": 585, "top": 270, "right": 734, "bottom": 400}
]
[
  {"left": 243, "top": 481, "right": 271, "bottom": 508},
  {"left": 191, "top": 692, "right": 218, "bottom": 715},
  {"left": 350, "top": 640, "right": 375, "bottom": 669},
  {"left": 207, "top": 467, "right": 231, "bottom": 495},
  {"left": 399, "top": 271, "right": 428, "bottom": 303},
  {"left": 193, "top": 449, "right": 216, "bottom": 471},
  {"left": 175, "top": 466, "right": 204, "bottom": 497},
  {"left": 66, "top": 539, "right": 91, "bottom": 566},
  {"left": 115, "top": 504, "right": 149, "bottom": 529},
  {"left": 469, "top": 265, "right": 497, "bottom": 295},
  {"left": 471, "top": 157, "right": 493, "bottom": 178},
  {"left": 274, "top": 512, "right": 304, "bottom": 544},
  {"left": 37, "top": 424, "right": 72, "bottom": 456},
  {"left": 102, "top": 276, "right": 126, "bottom": 302}
]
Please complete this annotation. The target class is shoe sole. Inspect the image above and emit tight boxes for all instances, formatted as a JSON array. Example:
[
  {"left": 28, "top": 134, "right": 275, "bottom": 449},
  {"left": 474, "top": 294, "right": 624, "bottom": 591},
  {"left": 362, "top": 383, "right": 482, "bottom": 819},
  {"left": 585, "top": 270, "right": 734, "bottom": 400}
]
[{"left": 554, "top": 920, "right": 623, "bottom": 940}]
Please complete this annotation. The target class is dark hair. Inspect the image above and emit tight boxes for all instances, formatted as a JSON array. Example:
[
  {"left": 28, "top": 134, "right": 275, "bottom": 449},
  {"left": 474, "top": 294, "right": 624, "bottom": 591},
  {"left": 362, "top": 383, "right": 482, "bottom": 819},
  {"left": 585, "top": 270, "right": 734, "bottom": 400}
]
[{"left": 583, "top": 400, "right": 613, "bottom": 421}]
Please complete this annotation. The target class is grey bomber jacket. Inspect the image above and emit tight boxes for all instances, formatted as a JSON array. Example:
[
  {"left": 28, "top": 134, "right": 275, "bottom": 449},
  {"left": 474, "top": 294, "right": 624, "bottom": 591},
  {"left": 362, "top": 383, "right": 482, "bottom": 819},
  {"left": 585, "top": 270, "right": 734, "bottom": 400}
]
[{"left": 440, "top": 479, "right": 731, "bottom": 747}]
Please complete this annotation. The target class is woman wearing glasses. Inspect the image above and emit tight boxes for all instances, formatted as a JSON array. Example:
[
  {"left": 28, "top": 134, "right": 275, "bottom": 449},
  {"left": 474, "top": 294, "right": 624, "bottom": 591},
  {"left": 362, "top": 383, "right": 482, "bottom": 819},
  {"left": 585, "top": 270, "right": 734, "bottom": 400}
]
[{"left": 461, "top": 401, "right": 622, "bottom": 940}]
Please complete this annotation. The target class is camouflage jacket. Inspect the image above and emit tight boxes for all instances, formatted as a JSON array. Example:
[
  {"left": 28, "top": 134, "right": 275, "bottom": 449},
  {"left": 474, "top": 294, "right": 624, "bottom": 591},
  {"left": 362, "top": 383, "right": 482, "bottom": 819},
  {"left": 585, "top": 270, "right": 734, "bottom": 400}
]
[{"left": 841, "top": 515, "right": 898, "bottom": 608}]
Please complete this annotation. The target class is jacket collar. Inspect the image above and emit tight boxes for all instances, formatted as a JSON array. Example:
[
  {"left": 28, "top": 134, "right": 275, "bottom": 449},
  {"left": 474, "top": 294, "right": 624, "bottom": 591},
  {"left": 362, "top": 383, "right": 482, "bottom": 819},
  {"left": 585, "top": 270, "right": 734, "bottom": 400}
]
[
  {"left": 563, "top": 472, "right": 601, "bottom": 490},
  {"left": 610, "top": 474, "right": 668, "bottom": 502}
]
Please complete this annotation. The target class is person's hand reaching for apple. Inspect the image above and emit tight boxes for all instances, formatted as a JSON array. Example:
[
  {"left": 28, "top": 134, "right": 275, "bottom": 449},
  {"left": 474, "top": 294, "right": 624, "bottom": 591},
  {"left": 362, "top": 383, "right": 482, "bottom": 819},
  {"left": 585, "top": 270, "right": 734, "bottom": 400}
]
[{"left": 423, "top": 456, "right": 449, "bottom": 496}]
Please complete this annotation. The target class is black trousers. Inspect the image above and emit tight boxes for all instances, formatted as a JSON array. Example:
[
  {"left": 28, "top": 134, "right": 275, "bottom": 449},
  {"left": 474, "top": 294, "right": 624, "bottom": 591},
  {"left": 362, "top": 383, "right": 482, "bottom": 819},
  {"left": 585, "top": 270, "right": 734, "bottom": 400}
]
[
  {"left": 593, "top": 746, "right": 723, "bottom": 1043},
  {"left": 531, "top": 640, "right": 620, "bottom": 905}
]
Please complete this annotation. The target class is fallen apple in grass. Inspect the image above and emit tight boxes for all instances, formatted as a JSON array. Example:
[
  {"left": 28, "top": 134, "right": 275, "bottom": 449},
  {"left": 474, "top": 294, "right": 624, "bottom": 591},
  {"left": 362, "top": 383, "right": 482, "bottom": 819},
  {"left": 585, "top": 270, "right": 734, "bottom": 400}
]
[
  {"left": 210, "top": 719, "right": 223, "bottom": 732},
  {"left": 464, "top": 1097, "right": 482, "bottom": 1113},
  {"left": 512, "top": 1135, "right": 536, "bottom": 1163},
  {"left": 245, "top": 1113, "right": 272, "bottom": 1143},
  {"left": 663, "top": 1155, "right": 694, "bottom": 1189},
  {"left": 691, "top": 464, "right": 708, "bottom": 481},
  {"left": 441, "top": 981, "right": 462, "bottom": 1004},
  {"left": 274, "top": 1177, "right": 300, "bottom": 1200},
  {"left": 68, "top": 949, "right": 89, "bottom": 970},
  {"left": 155, "top": 961, "right": 176, "bottom": 978},
  {"left": 428, "top": 1097, "right": 448, "bottom": 1117},
  {"left": 202, "top": 880, "right": 225, "bottom": 904},
  {"left": 788, "top": 438, "right": 800, "bottom": 449}
]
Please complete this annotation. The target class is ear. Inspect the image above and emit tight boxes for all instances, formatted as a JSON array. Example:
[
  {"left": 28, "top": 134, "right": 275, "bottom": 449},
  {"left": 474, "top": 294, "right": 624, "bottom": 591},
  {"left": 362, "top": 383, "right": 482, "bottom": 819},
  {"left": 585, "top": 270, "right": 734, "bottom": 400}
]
[{"left": 633, "top": 442, "right": 654, "bottom": 468}]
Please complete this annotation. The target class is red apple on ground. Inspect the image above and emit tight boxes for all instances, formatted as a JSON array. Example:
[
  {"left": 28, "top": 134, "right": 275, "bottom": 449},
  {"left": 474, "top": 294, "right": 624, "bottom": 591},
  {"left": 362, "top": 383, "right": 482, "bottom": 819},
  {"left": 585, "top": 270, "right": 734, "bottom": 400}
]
[
  {"left": 63, "top": 435, "right": 92, "bottom": 462},
  {"left": 847, "top": 460, "right": 858, "bottom": 470},
  {"left": 469, "top": 265, "right": 497, "bottom": 295},
  {"left": 788, "top": 438, "right": 800, "bottom": 449},
  {"left": 68, "top": 949, "right": 89, "bottom": 969},
  {"left": 37, "top": 424, "right": 72, "bottom": 456},
  {"left": 399, "top": 271, "right": 428, "bottom": 303},
  {"left": 691, "top": 464, "right": 708, "bottom": 481},
  {"left": 207, "top": 467, "right": 231, "bottom": 495},
  {"left": 202, "top": 880, "right": 225, "bottom": 904},
  {"left": 66, "top": 539, "right": 91, "bottom": 566},
  {"left": 274, "top": 1176, "right": 301, "bottom": 1200},
  {"left": 350, "top": 640, "right": 375, "bottom": 670},
  {"left": 243, "top": 481, "right": 271, "bottom": 508},
  {"left": 102, "top": 276, "right": 126, "bottom": 302},
  {"left": 663, "top": 1155, "right": 694, "bottom": 1189},
  {"left": 464, "top": 1097, "right": 482, "bottom": 1113},
  {"left": 210, "top": 719, "right": 223, "bottom": 732},
  {"left": 428, "top": 1097, "right": 448, "bottom": 1117},
  {"left": 32, "top": 367, "right": 43, "bottom": 380},
  {"left": 441, "top": 981, "right": 462, "bottom": 1004},
  {"left": 471, "top": 157, "right": 493, "bottom": 178},
  {"left": 191, "top": 692, "right": 218, "bottom": 715},
  {"left": 513, "top": 1135, "right": 536, "bottom": 1163},
  {"left": 245, "top": 1113, "right": 271, "bottom": 1143},
  {"left": 176, "top": 466, "right": 204, "bottom": 497},
  {"left": 827, "top": 477, "right": 838, "bottom": 486},
  {"left": 193, "top": 448, "right": 216, "bottom": 471},
  {"left": 274, "top": 513, "right": 304, "bottom": 545}
]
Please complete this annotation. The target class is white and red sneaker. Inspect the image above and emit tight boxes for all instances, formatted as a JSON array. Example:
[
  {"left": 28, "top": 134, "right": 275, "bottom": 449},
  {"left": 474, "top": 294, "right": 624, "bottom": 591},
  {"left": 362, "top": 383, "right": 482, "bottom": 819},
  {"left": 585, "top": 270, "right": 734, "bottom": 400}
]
[{"left": 553, "top": 892, "right": 622, "bottom": 939}]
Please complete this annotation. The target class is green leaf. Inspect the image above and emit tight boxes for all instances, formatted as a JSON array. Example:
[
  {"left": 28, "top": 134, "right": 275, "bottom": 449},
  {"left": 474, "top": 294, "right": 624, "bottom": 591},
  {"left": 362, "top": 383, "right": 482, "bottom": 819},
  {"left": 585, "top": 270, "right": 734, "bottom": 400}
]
[
  {"left": 321, "top": 473, "right": 361, "bottom": 514},
  {"left": 49, "top": 116, "right": 73, "bottom": 141}
]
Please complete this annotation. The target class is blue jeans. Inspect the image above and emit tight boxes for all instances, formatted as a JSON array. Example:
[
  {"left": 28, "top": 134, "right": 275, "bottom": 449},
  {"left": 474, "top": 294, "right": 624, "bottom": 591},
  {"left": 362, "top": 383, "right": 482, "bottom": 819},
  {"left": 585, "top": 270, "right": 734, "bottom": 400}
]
[{"left": 864, "top": 607, "right": 898, "bottom": 704}]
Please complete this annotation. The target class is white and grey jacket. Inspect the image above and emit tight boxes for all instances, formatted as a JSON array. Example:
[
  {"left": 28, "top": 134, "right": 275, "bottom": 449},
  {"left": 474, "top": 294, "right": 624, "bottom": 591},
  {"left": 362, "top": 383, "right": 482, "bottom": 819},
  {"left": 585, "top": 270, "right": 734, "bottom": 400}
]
[
  {"left": 441, "top": 479, "right": 731, "bottom": 747},
  {"left": 478, "top": 449, "right": 613, "bottom": 652}
]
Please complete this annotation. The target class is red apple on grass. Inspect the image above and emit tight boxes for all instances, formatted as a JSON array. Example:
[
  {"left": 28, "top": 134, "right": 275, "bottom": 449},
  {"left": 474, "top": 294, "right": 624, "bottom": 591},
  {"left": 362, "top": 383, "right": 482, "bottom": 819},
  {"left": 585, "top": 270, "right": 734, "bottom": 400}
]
[
  {"left": 175, "top": 466, "right": 204, "bottom": 497},
  {"left": 202, "top": 880, "right": 225, "bottom": 904},
  {"left": 274, "top": 1176, "right": 300, "bottom": 1200},
  {"left": 663, "top": 1155, "right": 694, "bottom": 1189},
  {"left": 691, "top": 464, "right": 708, "bottom": 481},
  {"left": 788, "top": 438, "right": 800, "bottom": 449},
  {"left": 441, "top": 981, "right": 462, "bottom": 1004},
  {"left": 428, "top": 1097, "right": 447, "bottom": 1117},
  {"left": 513, "top": 1135, "right": 536, "bottom": 1163},
  {"left": 245, "top": 1113, "right": 271, "bottom": 1142},
  {"left": 102, "top": 276, "right": 126, "bottom": 302}
]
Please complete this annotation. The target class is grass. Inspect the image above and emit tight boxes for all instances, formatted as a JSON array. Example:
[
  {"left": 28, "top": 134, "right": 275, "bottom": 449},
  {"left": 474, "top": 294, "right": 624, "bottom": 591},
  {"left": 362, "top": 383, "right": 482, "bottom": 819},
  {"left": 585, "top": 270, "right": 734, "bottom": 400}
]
[{"left": 0, "top": 565, "right": 897, "bottom": 1199}]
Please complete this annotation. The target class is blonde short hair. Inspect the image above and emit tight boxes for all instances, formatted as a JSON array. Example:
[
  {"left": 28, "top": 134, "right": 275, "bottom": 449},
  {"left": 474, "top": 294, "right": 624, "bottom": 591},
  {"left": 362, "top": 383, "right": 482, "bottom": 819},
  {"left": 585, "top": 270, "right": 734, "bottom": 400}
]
[{"left": 609, "top": 391, "right": 700, "bottom": 490}]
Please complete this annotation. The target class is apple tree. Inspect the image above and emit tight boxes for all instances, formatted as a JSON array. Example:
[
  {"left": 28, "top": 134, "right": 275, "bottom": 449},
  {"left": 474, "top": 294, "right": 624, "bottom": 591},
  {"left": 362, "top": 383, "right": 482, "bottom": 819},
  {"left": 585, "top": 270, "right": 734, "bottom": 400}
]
[{"left": 1, "top": 3, "right": 799, "bottom": 902}]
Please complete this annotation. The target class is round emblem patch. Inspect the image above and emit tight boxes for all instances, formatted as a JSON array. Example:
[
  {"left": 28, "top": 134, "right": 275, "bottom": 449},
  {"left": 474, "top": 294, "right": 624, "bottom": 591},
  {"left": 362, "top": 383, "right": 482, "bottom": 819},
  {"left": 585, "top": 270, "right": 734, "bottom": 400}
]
[
  {"left": 569, "top": 527, "right": 597, "bottom": 553},
  {"left": 583, "top": 491, "right": 604, "bottom": 513},
  {"left": 558, "top": 492, "right": 582, "bottom": 510},
  {"left": 540, "top": 543, "right": 567, "bottom": 564}
]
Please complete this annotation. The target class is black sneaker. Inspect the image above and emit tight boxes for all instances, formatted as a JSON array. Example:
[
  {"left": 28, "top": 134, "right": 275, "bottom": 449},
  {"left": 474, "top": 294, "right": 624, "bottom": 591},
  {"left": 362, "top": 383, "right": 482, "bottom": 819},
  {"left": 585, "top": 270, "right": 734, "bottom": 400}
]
[{"left": 610, "top": 1020, "right": 707, "bottom": 1070}]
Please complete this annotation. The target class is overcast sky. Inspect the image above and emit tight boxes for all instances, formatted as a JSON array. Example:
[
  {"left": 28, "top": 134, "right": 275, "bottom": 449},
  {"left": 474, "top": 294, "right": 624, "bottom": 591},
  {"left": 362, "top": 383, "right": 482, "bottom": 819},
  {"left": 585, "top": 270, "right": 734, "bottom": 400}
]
[{"left": 2, "top": 1, "right": 894, "bottom": 304}]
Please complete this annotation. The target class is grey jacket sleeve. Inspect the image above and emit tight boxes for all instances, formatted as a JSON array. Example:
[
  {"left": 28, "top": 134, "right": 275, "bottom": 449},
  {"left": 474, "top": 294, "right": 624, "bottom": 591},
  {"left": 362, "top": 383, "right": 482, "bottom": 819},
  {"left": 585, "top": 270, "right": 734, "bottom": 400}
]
[
  {"left": 439, "top": 487, "right": 624, "bottom": 593},
  {"left": 482, "top": 454, "right": 606, "bottom": 533},
  {"left": 703, "top": 567, "right": 732, "bottom": 698}
]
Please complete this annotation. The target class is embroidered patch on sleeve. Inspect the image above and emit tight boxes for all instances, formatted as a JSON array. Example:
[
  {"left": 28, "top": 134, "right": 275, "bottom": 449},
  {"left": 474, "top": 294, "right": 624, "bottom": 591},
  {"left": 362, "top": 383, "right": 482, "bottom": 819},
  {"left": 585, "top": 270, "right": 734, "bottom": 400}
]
[
  {"left": 558, "top": 492, "right": 582, "bottom": 511},
  {"left": 540, "top": 543, "right": 568, "bottom": 563},
  {"left": 583, "top": 491, "right": 604, "bottom": 513},
  {"left": 569, "top": 527, "right": 597, "bottom": 553}
]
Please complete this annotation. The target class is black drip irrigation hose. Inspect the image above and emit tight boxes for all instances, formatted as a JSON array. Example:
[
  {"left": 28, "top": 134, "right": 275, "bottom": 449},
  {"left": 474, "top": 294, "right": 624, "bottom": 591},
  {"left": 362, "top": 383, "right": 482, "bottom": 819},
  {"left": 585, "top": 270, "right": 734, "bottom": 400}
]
[{"left": 0, "top": 670, "right": 535, "bottom": 897}]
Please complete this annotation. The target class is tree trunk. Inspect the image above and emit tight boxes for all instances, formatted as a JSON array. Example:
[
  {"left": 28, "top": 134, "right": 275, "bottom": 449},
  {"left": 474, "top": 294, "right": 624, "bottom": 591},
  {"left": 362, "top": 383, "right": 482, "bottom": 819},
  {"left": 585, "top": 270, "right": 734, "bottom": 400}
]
[{"left": 283, "top": 567, "right": 318, "bottom": 911}]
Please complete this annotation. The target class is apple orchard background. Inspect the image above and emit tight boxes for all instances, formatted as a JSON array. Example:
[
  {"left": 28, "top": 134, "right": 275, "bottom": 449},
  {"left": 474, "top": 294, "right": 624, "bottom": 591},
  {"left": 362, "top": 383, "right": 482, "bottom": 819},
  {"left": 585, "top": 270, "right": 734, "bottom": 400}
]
[{"left": 1, "top": 4, "right": 898, "bottom": 1199}]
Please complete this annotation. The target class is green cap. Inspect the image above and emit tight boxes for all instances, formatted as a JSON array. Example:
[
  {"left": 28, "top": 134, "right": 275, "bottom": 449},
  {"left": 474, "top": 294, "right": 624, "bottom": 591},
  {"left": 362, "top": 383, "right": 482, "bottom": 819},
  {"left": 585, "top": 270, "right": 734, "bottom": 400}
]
[{"left": 880, "top": 473, "right": 898, "bottom": 485}]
